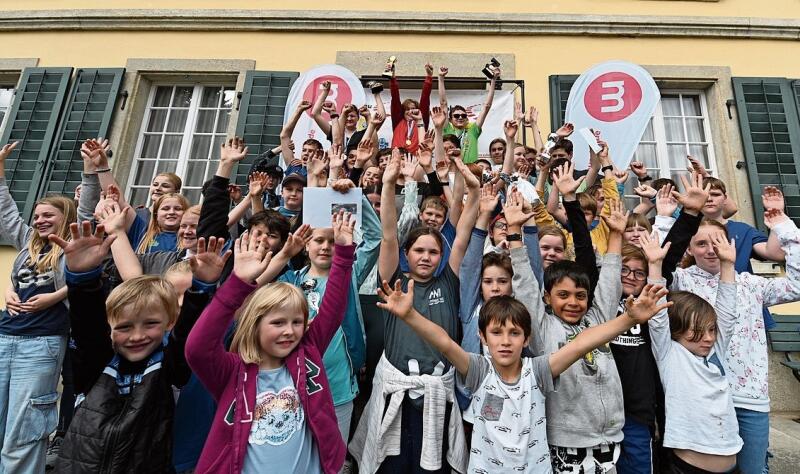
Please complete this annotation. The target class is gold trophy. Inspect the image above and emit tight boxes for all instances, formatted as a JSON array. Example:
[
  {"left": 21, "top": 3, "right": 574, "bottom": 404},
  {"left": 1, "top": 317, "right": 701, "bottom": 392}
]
[{"left": 382, "top": 56, "right": 397, "bottom": 79}]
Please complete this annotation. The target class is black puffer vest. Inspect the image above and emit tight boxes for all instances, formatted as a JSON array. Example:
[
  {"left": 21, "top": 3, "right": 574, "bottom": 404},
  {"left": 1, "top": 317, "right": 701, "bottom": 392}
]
[{"left": 54, "top": 355, "right": 176, "bottom": 473}]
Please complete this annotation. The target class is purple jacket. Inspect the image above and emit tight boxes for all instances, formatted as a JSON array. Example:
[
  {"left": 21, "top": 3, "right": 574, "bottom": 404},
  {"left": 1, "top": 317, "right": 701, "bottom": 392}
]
[{"left": 186, "top": 244, "right": 355, "bottom": 474}]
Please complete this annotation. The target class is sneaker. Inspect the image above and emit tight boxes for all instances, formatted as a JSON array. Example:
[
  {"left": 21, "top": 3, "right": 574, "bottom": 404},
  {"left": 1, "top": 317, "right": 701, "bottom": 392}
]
[{"left": 45, "top": 435, "right": 63, "bottom": 471}]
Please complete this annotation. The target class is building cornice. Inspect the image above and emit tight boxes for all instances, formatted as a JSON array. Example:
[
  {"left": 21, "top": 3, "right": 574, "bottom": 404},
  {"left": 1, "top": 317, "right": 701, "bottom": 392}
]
[{"left": 0, "top": 9, "right": 798, "bottom": 41}]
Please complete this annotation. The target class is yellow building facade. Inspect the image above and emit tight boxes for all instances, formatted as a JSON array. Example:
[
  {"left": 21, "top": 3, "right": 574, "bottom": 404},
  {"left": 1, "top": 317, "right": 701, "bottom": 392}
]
[{"left": 0, "top": 0, "right": 799, "bottom": 407}]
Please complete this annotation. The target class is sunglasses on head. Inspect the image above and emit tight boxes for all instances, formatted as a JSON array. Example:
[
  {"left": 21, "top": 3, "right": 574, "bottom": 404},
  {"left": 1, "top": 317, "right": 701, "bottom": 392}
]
[{"left": 452, "top": 113, "right": 468, "bottom": 119}]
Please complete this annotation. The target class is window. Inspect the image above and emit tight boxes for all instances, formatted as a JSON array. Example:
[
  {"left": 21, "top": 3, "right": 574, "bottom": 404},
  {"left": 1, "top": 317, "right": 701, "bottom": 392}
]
[
  {"left": 128, "top": 84, "right": 235, "bottom": 205},
  {"left": 0, "top": 85, "right": 16, "bottom": 136},
  {"left": 624, "top": 91, "right": 717, "bottom": 203}
]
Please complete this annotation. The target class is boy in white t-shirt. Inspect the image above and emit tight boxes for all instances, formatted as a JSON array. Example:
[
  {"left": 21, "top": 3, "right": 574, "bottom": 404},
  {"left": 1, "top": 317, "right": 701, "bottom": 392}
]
[{"left": 376, "top": 278, "right": 671, "bottom": 473}]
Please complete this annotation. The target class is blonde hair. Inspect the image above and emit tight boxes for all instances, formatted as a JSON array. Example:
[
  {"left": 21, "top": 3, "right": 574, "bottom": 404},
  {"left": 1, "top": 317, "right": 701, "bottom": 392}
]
[
  {"left": 136, "top": 193, "right": 190, "bottom": 254},
  {"left": 177, "top": 205, "right": 202, "bottom": 251},
  {"left": 28, "top": 196, "right": 76, "bottom": 273},
  {"left": 165, "top": 260, "right": 191, "bottom": 277},
  {"left": 106, "top": 275, "right": 179, "bottom": 327},
  {"left": 154, "top": 172, "right": 182, "bottom": 193},
  {"left": 230, "top": 282, "right": 308, "bottom": 365}
]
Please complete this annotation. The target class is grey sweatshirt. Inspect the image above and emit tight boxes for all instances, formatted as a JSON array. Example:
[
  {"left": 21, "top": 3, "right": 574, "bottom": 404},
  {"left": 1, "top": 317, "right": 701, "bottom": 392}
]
[{"left": 511, "top": 247, "right": 625, "bottom": 448}]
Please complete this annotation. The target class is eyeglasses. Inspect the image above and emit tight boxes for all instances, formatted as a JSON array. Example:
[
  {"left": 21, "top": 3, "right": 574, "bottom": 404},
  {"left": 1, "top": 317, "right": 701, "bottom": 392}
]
[
  {"left": 493, "top": 221, "right": 508, "bottom": 230},
  {"left": 452, "top": 114, "right": 468, "bottom": 119},
  {"left": 621, "top": 266, "right": 647, "bottom": 281}
]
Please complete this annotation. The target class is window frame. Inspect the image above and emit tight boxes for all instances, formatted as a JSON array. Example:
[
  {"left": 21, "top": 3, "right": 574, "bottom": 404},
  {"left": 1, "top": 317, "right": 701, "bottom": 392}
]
[
  {"left": 127, "top": 82, "right": 235, "bottom": 206},
  {"left": 0, "top": 84, "right": 17, "bottom": 138}
]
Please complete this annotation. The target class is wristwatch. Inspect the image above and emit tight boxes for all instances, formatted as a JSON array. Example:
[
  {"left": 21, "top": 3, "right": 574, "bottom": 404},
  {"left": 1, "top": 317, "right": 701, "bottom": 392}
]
[
  {"left": 639, "top": 175, "right": 653, "bottom": 182},
  {"left": 601, "top": 165, "right": 614, "bottom": 174},
  {"left": 506, "top": 233, "right": 522, "bottom": 242}
]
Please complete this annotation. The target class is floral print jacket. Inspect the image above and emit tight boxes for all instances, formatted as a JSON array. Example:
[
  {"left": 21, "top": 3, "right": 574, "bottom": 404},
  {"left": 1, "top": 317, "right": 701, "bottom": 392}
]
[{"left": 672, "top": 219, "right": 800, "bottom": 412}]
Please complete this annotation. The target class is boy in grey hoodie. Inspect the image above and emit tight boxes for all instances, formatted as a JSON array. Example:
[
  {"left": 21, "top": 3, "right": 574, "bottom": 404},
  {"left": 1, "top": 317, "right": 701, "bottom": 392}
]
[{"left": 512, "top": 190, "right": 628, "bottom": 473}]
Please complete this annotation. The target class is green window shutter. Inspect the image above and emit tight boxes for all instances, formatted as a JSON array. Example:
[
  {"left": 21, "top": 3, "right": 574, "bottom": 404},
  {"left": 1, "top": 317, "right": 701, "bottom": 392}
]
[
  {"left": 548, "top": 75, "right": 578, "bottom": 132},
  {"left": 0, "top": 67, "right": 72, "bottom": 220},
  {"left": 42, "top": 68, "right": 124, "bottom": 197},
  {"left": 732, "top": 77, "right": 800, "bottom": 229},
  {"left": 233, "top": 70, "right": 300, "bottom": 186}
]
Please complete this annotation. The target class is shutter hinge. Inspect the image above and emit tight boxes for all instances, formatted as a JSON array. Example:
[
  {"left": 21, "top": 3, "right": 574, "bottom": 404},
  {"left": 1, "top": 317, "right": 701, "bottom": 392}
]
[
  {"left": 725, "top": 99, "right": 736, "bottom": 119},
  {"left": 119, "top": 90, "right": 129, "bottom": 111},
  {"left": 236, "top": 91, "right": 243, "bottom": 111}
]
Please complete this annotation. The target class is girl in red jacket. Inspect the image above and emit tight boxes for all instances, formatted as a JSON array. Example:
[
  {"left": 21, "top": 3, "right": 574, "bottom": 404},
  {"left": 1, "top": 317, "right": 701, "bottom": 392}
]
[{"left": 186, "top": 211, "right": 356, "bottom": 474}]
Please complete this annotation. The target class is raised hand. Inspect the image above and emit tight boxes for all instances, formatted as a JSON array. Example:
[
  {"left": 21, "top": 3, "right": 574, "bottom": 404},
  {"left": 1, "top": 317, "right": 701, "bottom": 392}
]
[
  {"left": 49, "top": 221, "right": 116, "bottom": 273},
  {"left": 383, "top": 150, "right": 402, "bottom": 184},
  {"left": 359, "top": 105, "right": 371, "bottom": 119},
  {"left": 556, "top": 123, "right": 574, "bottom": 138},
  {"left": 601, "top": 199, "right": 630, "bottom": 234},
  {"left": 281, "top": 224, "right": 312, "bottom": 258},
  {"left": 297, "top": 100, "right": 312, "bottom": 112},
  {"left": 672, "top": 172, "right": 710, "bottom": 214},
  {"left": 552, "top": 161, "right": 586, "bottom": 198},
  {"left": 376, "top": 279, "right": 415, "bottom": 320},
  {"left": 0, "top": 142, "right": 18, "bottom": 162},
  {"left": 430, "top": 106, "right": 447, "bottom": 130},
  {"left": 597, "top": 140, "right": 611, "bottom": 164},
  {"left": 503, "top": 120, "right": 519, "bottom": 139},
  {"left": 97, "top": 202, "right": 129, "bottom": 234},
  {"left": 624, "top": 284, "right": 673, "bottom": 325},
  {"left": 105, "top": 183, "right": 121, "bottom": 203},
  {"left": 371, "top": 112, "right": 386, "bottom": 127},
  {"left": 453, "top": 156, "right": 480, "bottom": 189},
  {"left": 438, "top": 66, "right": 449, "bottom": 78},
  {"left": 503, "top": 190, "right": 535, "bottom": 227},
  {"left": 401, "top": 154, "right": 419, "bottom": 179},
  {"left": 514, "top": 101, "right": 525, "bottom": 123},
  {"left": 233, "top": 231, "right": 272, "bottom": 284},
  {"left": 687, "top": 156, "right": 709, "bottom": 177},
  {"left": 655, "top": 183, "right": 678, "bottom": 217},
  {"left": 220, "top": 137, "right": 249, "bottom": 165},
  {"left": 81, "top": 138, "right": 111, "bottom": 169},
  {"left": 517, "top": 163, "right": 532, "bottom": 181},
  {"left": 634, "top": 184, "right": 657, "bottom": 199},
  {"left": 525, "top": 106, "right": 539, "bottom": 127},
  {"left": 322, "top": 101, "right": 337, "bottom": 115},
  {"left": 331, "top": 179, "right": 355, "bottom": 194},
  {"left": 332, "top": 210, "right": 355, "bottom": 246},
  {"left": 613, "top": 170, "right": 629, "bottom": 185},
  {"left": 308, "top": 151, "right": 329, "bottom": 177},
  {"left": 709, "top": 232, "right": 736, "bottom": 264},
  {"left": 639, "top": 230, "right": 670, "bottom": 264},
  {"left": 762, "top": 186, "right": 785, "bottom": 212},
  {"left": 189, "top": 237, "right": 232, "bottom": 283},
  {"left": 629, "top": 161, "right": 648, "bottom": 179},
  {"left": 479, "top": 182, "right": 500, "bottom": 215},
  {"left": 416, "top": 139, "right": 433, "bottom": 171},
  {"left": 356, "top": 138, "right": 375, "bottom": 167},
  {"left": 409, "top": 109, "right": 423, "bottom": 122},
  {"left": 327, "top": 149, "right": 345, "bottom": 171},
  {"left": 424, "top": 63, "right": 434, "bottom": 77},
  {"left": 764, "top": 208, "right": 790, "bottom": 229}
]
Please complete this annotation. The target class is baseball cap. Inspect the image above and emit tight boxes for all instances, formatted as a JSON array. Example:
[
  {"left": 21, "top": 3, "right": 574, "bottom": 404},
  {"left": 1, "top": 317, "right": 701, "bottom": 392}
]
[{"left": 281, "top": 173, "right": 306, "bottom": 187}]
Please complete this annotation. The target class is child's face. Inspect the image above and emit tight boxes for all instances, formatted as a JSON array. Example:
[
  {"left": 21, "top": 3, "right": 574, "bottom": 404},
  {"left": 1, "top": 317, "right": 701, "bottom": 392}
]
[
  {"left": 538, "top": 235, "right": 565, "bottom": 269},
  {"left": 583, "top": 209, "right": 596, "bottom": 226},
  {"left": 481, "top": 265, "right": 512, "bottom": 301},
  {"left": 544, "top": 277, "right": 589, "bottom": 324},
  {"left": 702, "top": 188, "right": 726, "bottom": 217},
  {"left": 178, "top": 212, "right": 198, "bottom": 251},
  {"left": 491, "top": 217, "right": 508, "bottom": 244},
  {"left": 306, "top": 228, "right": 334, "bottom": 271},
  {"left": 257, "top": 307, "right": 306, "bottom": 368},
  {"left": 156, "top": 198, "right": 185, "bottom": 232},
  {"left": 677, "top": 325, "right": 717, "bottom": 357},
  {"left": 251, "top": 224, "right": 284, "bottom": 255},
  {"left": 405, "top": 235, "right": 442, "bottom": 281},
  {"left": 687, "top": 225, "right": 726, "bottom": 275},
  {"left": 592, "top": 189, "right": 605, "bottom": 213},
  {"left": 419, "top": 206, "right": 446, "bottom": 230},
  {"left": 479, "top": 319, "right": 528, "bottom": 369},
  {"left": 621, "top": 259, "right": 647, "bottom": 298},
  {"left": 281, "top": 182, "right": 304, "bottom": 210},
  {"left": 623, "top": 224, "right": 648, "bottom": 248},
  {"left": 111, "top": 305, "right": 173, "bottom": 362}
]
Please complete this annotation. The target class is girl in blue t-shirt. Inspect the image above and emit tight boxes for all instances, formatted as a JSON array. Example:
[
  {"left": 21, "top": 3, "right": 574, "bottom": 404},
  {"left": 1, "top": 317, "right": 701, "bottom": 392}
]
[{"left": 129, "top": 193, "right": 189, "bottom": 254}]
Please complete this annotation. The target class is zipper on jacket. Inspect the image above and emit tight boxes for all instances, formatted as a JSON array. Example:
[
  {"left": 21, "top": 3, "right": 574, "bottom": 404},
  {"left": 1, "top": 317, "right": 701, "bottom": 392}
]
[{"left": 99, "top": 395, "right": 132, "bottom": 472}]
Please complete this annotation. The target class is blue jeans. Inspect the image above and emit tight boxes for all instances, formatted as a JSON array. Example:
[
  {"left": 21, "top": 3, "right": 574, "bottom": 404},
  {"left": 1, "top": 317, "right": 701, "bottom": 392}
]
[
  {"left": 617, "top": 416, "right": 653, "bottom": 474},
  {"left": 735, "top": 407, "right": 769, "bottom": 474},
  {"left": 0, "top": 334, "right": 66, "bottom": 473}
]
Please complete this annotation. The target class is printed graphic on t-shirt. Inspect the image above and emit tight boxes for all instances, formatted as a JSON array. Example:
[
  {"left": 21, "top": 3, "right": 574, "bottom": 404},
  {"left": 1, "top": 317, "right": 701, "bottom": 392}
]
[
  {"left": 611, "top": 324, "right": 646, "bottom": 347},
  {"left": 249, "top": 387, "right": 304, "bottom": 445},
  {"left": 16, "top": 266, "right": 55, "bottom": 291},
  {"left": 428, "top": 287, "right": 445, "bottom": 306}
]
